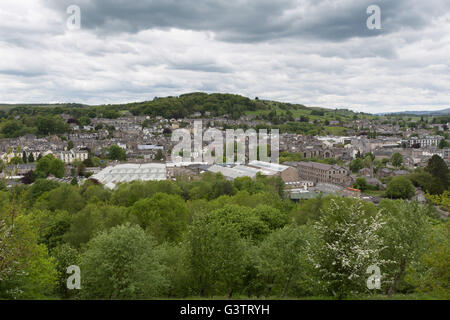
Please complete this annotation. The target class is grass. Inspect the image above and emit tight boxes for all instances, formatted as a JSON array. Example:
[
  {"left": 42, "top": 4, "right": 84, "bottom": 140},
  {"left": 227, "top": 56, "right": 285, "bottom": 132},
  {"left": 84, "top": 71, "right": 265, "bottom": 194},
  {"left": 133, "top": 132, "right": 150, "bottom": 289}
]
[
  {"left": 363, "top": 190, "right": 386, "bottom": 197},
  {"left": 324, "top": 126, "right": 348, "bottom": 136}
]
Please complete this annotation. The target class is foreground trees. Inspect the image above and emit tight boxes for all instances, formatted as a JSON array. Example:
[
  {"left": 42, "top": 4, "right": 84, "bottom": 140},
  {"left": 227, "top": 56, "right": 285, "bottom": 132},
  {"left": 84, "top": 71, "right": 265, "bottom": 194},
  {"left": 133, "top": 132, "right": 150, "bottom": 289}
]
[
  {"left": 310, "top": 198, "right": 385, "bottom": 299},
  {"left": 187, "top": 214, "right": 248, "bottom": 298},
  {"left": 406, "top": 221, "right": 450, "bottom": 299},
  {"left": 378, "top": 200, "right": 431, "bottom": 296},
  {"left": 0, "top": 174, "right": 447, "bottom": 300},
  {"left": 256, "top": 225, "right": 313, "bottom": 298},
  {"left": 0, "top": 202, "right": 57, "bottom": 299},
  {"left": 80, "top": 224, "right": 167, "bottom": 299}
]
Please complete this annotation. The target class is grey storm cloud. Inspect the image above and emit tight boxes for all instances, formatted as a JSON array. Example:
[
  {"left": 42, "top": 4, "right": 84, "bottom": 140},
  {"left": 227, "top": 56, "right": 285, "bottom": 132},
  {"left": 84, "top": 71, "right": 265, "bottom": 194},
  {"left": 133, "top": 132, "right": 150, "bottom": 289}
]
[
  {"left": 44, "top": 0, "right": 449, "bottom": 42},
  {"left": 0, "top": 69, "right": 45, "bottom": 77}
]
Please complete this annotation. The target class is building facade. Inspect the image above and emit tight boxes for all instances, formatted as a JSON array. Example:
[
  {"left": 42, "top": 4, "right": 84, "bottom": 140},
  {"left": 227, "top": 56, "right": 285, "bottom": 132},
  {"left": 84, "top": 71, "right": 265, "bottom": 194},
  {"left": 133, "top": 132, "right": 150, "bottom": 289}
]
[
  {"left": 296, "top": 161, "right": 351, "bottom": 186},
  {"left": 406, "top": 136, "right": 443, "bottom": 148}
]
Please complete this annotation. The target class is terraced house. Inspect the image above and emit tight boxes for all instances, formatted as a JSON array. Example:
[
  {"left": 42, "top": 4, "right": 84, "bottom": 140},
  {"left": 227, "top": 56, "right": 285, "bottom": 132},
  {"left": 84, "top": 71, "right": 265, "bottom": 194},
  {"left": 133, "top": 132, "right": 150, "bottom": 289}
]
[{"left": 56, "top": 149, "right": 89, "bottom": 164}]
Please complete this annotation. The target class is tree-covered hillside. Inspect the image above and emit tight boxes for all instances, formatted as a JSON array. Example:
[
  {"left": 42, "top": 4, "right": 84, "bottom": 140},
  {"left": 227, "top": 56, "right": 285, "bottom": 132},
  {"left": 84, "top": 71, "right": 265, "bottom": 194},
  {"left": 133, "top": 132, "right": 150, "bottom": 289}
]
[
  {"left": 0, "top": 93, "right": 370, "bottom": 138},
  {"left": 0, "top": 172, "right": 447, "bottom": 300}
]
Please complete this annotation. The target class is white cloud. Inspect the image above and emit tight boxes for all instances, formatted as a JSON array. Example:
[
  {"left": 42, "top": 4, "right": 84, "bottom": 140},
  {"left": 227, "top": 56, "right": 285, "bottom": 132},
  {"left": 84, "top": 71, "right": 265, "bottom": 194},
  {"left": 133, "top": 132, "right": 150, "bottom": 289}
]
[{"left": 0, "top": 0, "right": 449, "bottom": 113}]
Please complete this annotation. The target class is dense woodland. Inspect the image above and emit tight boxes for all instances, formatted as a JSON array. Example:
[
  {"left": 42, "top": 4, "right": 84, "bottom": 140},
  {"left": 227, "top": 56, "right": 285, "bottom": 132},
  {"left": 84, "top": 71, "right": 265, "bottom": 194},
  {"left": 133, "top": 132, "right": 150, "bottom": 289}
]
[{"left": 0, "top": 171, "right": 448, "bottom": 300}]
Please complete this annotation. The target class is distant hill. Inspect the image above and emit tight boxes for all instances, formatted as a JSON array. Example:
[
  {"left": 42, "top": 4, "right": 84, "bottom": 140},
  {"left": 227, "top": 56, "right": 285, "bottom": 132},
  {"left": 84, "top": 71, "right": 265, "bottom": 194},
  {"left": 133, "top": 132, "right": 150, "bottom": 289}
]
[
  {"left": 378, "top": 108, "right": 450, "bottom": 116},
  {"left": 0, "top": 92, "right": 371, "bottom": 121},
  {"left": 0, "top": 93, "right": 379, "bottom": 137}
]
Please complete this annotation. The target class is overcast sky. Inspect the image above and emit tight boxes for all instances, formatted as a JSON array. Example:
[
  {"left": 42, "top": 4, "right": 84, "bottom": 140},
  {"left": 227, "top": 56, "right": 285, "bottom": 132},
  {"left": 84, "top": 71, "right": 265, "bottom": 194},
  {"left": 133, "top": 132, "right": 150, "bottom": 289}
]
[{"left": 0, "top": 0, "right": 449, "bottom": 113}]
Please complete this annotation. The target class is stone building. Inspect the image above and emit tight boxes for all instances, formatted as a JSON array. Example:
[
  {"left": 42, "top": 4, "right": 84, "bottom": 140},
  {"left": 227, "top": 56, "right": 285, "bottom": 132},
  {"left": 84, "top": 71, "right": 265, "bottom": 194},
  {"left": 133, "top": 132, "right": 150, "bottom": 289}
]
[
  {"left": 56, "top": 150, "right": 89, "bottom": 164},
  {"left": 295, "top": 161, "right": 351, "bottom": 186},
  {"left": 247, "top": 160, "right": 300, "bottom": 183}
]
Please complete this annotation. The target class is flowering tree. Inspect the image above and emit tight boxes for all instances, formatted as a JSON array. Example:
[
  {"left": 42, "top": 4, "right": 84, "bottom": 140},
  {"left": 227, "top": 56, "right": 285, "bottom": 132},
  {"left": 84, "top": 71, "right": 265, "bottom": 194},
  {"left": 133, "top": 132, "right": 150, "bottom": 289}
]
[{"left": 311, "top": 198, "right": 387, "bottom": 299}]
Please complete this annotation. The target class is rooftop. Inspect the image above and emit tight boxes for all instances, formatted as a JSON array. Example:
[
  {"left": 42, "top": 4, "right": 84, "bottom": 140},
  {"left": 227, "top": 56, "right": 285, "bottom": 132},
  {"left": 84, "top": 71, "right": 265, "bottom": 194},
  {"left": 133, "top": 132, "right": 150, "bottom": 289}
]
[
  {"left": 91, "top": 163, "right": 167, "bottom": 184},
  {"left": 248, "top": 160, "right": 290, "bottom": 172}
]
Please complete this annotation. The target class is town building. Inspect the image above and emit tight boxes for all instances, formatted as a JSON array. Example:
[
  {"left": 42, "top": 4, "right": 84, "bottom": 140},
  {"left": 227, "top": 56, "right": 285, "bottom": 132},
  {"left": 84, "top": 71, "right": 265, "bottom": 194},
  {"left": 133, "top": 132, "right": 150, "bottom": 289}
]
[
  {"left": 247, "top": 160, "right": 299, "bottom": 182},
  {"left": 56, "top": 150, "right": 89, "bottom": 164},
  {"left": 90, "top": 163, "right": 167, "bottom": 188},
  {"left": 406, "top": 136, "right": 443, "bottom": 148},
  {"left": 295, "top": 161, "right": 351, "bottom": 186}
]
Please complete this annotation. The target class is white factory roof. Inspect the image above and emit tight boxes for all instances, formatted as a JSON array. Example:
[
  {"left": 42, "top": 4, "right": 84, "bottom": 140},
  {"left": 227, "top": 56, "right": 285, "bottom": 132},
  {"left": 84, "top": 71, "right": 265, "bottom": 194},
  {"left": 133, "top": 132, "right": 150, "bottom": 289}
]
[
  {"left": 166, "top": 162, "right": 208, "bottom": 167},
  {"left": 207, "top": 165, "right": 249, "bottom": 179},
  {"left": 91, "top": 163, "right": 167, "bottom": 185},
  {"left": 206, "top": 162, "right": 279, "bottom": 180},
  {"left": 248, "top": 160, "right": 290, "bottom": 173},
  {"left": 233, "top": 165, "right": 274, "bottom": 176}
]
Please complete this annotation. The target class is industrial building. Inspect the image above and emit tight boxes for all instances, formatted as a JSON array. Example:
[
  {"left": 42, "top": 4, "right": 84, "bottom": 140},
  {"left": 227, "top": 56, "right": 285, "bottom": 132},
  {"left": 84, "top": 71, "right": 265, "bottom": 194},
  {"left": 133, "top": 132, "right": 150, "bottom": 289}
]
[
  {"left": 247, "top": 160, "right": 300, "bottom": 182},
  {"left": 203, "top": 160, "right": 299, "bottom": 182},
  {"left": 91, "top": 163, "right": 167, "bottom": 189}
]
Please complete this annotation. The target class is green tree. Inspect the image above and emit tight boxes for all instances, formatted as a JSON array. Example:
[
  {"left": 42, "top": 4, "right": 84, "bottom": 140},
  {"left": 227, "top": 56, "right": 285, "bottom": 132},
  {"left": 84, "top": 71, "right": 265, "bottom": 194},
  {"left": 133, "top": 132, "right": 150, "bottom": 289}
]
[
  {"left": 78, "top": 116, "right": 91, "bottom": 127},
  {"left": 425, "top": 155, "right": 449, "bottom": 193},
  {"left": 349, "top": 158, "right": 363, "bottom": 173},
  {"left": 25, "top": 179, "right": 60, "bottom": 207},
  {"left": 39, "top": 184, "right": 86, "bottom": 214},
  {"left": 81, "top": 184, "right": 111, "bottom": 204},
  {"left": 80, "top": 224, "right": 167, "bottom": 299},
  {"left": 386, "top": 176, "right": 415, "bottom": 199},
  {"left": 156, "top": 243, "right": 192, "bottom": 298},
  {"left": 187, "top": 213, "right": 248, "bottom": 297},
  {"left": 353, "top": 177, "right": 369, "bottom": 191},
  {"left": 253, "top": 204, "right": 288, "bottom": 231},
  {"left": 378, "top": 200, "right": 431, "bottom": 296},
  {"left": 256, "top": 225, "right": 313, "bottom": 298},
  {"left": 49, "top": 157, "right": 65, "bottom": 178},
  {"left": 391, "top": 153, "right": 403, "bottom": 168},
  {"left": 111, "top": 180, "right": 182, "bottom": 207},
  {"left": 108, "top": 145, "right": 126, "bottom": 161},
  {"left": 129, "top": 193, "right": 189, "bottom": 243},
  {"left": 36, "top": 115, "right": 67, "bottom": 135},
  {"left": 35, "top": 154, "right": 65, "bottom": 178},
  {"left": 1, "top": 119, "right": 25, "bottom": 138},
  {"left": 155, "top": 149, "right": 164, "bottom": 161},
  {"left": 51, "top": 243, "right": 80, "bottom": 298},
  {"left": 208, "top": 205, "right": 270, "bottom": 242},
  {"left": 29, "top": 209, "right": 71, "bottom": 251},
  {"left": 438, "top": 139, "right": 449, "bottom": 149},
  {"left": 0, "top": 202, "right": 57, "bottom": 299},
  {"left": 406, "top": 221, "right": 450, "bottom": 299},
  {"left": 408, "top": 169, "right": 443, "bottom": 195},
  {"left": 64, "top": 204, "right": 127, "bottom": 248},
  {"left": 9, "top": 156, "right": 23, "bottom": 165}
]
